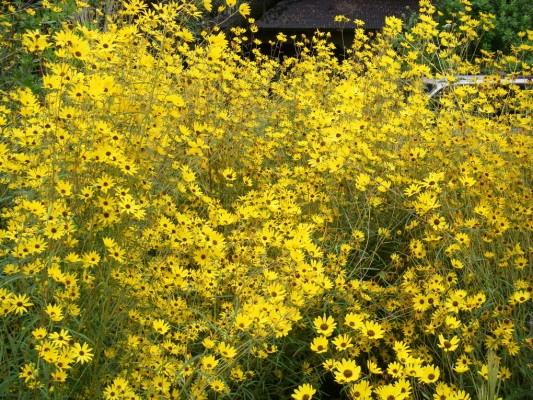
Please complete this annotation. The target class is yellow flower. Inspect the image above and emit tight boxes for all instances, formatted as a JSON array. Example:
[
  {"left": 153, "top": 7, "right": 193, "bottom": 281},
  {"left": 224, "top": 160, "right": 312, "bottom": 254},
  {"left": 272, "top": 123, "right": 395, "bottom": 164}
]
[
  {"left": 153, "top": 318, "right": 170, "bottom": 335},
  {"left": 72, "top": 342, "right": 94, "bottom": 364},
  {"left": 292, "top": 383, "right": 316, "bottom": 400},
  {"left": 81, "top": 250, "right": 101, "bottom": 268},
  {"left": 444, "top": 291, "right": 466, "bottom": 313},
  {"left": 455, "top": 232, "right": 470, "bottom": 246},
  {"left": 445, "top": 315, "right": 462, "bottom": 329},
  {"left": 334, "top": 358, "right": 361, "bottom": 384},
  {"left": 181, "top": 165, "right": 196, "bottom": 183},
  {"left": 510, "top": 290, "right": 530, "bottom": 304},
  {"left": 478, "top": 364, "right": 489, "bottom": 380},
  {"left": 45, "top": 221, "right": 65, "bottom": 240},
  {"left": 412, "top": 294, "right": 431, "bottom": 312},
  {"left": 453, "top": 389, "right": 472, "bottom": 400},
  {"left": 69, "top": 37, "right": 91, "bottom": 60},
  {"left": 322, "top": 358, "right": 336, "bottom": 371},
  {"left": 221, "top": 167, "right": 237, "bottom": 181},
  {"left": 335, "top": 15, "right": 351, "bottom": 23},
  {"left": 211, "top": 379, "right": 227, "bottom": 393},
  {"left": 95, "top": 174, "right": 115, "bottom": 192},
  {"left": 10, "top": 294, "right": 33, "bottom": 315},
  {"left": 234, "top": 314, "right": 252, "bottom": 331},
  {"left": 19, "top": 363, "right": 39, "bottom": 383},
  {"left": 344, "top": 312, "right": 364, "bottom": 330},
  {"left": 226, "top": 0, "right": 236, "bottom": 7},
  {"left": 32, "top": 327, "right": 48, "bottom": 340},
  {"left": 352, "top": 230, "right": 365, "bottom": 242},
  {"left": 437, "top": 334, "right": 460, "bottom": 352},
  {"left": 218, "top": 342, "right": 237, "bottom": 358},
  {"left": 56, "top": 180, "right": 72, "bottom": 196},
  {"left": 153, "top": 376, "right": 171, "bottom": 393},
  {"left": 454, "top": 354, "right": 471, "bottom": 373},
  {"left": 313, "top": 314, "right": 337, "bottom": 337},
  {"left": 387, "top": 361, "right": 405, "bottom": 378},
  {"left": 276, "top": 32, "right": 287, "bottom": 42},
  {"left": 418, "top": 364, "right": 440, "bottom": 383},
  {"left": 367, "top": 359, "right": 383, "bottom": 374},
  {"left": 49, "top": 329, "right": 72, "bottom": 347},
  {"left": 498, "top": 366, "right": 512, "bottom": 380},
  {"left": 22, "top": 30, "right": 50, "bottom": 52},
  {"left": 78, "top": 186, "right": 94, "bottom": 200},
  {"left": 332, "top": 333, "right": 353, "bottom": 351},
  {"left": 374, "top": 383, "right": 408, "bottom": 400},
  {"left": 434, "top": 383, "right": 454, "bottom": 399},
  {"left": 362, "top": 320, "right": 385, "bottom": 340},
  {"left": 51, "top": 370, "right": 68, "bottom": 382},
  {"left": 201, "top": 355, "right": 219, "bottom": 370},
  {"left": 310, "top": 336, "right": 328, "bottom": 354},
  {"left": 395, "top": 379, "right": 412, "bottom": 397},
  {"left": 349, "top": 380, "right": 373, "bottom": 399},
  {"left": 239, "top": 3, "right": 251, "bottom": 17}
]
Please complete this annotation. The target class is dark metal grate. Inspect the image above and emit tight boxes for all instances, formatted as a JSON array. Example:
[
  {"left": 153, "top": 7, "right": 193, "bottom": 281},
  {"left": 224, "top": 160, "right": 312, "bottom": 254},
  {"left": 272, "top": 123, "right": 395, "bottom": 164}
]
[{"left": 256, "top": 0, "right": 419, "bottom": 30}]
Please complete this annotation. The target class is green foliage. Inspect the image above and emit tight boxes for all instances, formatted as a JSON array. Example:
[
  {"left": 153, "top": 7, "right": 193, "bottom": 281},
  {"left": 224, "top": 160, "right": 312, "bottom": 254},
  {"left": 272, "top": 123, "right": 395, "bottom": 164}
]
[
  {"left": 434, "top": 0, "right": 533, "bottom": 54},
  {"left": 0, "top": 0, "right": 113, "bottom": 93}
]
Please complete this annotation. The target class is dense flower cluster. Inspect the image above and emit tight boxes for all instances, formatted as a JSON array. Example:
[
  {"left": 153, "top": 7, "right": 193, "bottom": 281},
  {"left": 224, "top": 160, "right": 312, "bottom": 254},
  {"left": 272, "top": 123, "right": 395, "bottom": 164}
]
[{"left": 1, "top": 0, "right": 532, "bottom": 399}]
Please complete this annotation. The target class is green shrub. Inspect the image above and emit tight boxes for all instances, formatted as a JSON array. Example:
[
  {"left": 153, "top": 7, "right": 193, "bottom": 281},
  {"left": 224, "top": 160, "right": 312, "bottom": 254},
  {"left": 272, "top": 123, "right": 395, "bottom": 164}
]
[{"left": 434, "top": 0, "right": 533, "bottom": 55}]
